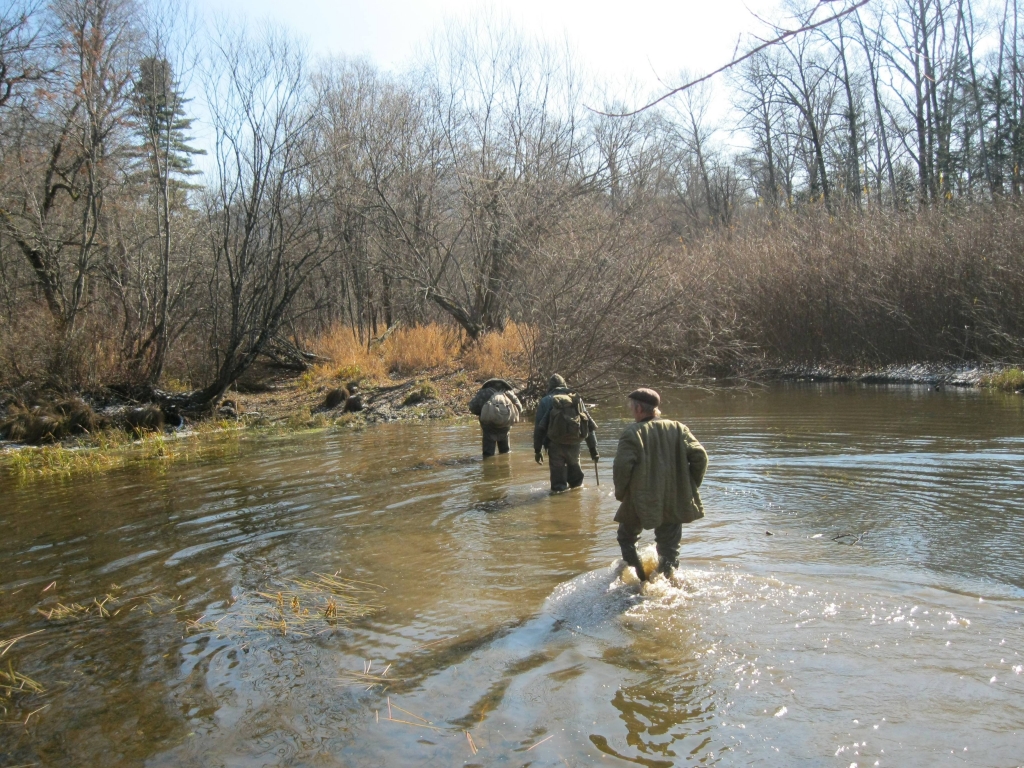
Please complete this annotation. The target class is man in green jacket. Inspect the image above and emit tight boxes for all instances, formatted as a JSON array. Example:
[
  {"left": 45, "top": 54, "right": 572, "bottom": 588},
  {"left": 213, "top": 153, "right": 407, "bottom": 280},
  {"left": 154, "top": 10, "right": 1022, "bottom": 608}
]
[{"left": 613, "top": 388, "right": 707, "bottom": 581}]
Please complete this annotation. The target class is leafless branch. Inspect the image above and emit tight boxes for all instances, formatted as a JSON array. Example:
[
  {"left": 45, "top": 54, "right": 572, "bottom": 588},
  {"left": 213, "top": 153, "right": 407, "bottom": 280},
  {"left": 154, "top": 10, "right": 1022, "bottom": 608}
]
[{"left": 589, "top": 0, "right": 873, "bottom": 117}]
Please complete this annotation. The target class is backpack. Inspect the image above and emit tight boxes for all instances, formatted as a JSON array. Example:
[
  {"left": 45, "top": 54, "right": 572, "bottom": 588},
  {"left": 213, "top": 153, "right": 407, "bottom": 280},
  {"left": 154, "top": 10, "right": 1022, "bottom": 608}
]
[
  {"left": 480, "top": 391, "right": 519, "bottom": 428},
  {"left": 546, "top": 393, "right": 589, "bottom": 444}
]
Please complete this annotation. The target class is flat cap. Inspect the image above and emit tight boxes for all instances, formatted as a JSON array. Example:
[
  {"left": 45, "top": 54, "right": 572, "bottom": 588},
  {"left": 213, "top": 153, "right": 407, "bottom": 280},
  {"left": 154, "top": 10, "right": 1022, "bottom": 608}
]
[{"left": 627, "top": 388, "right": 660, "bottom": 407}]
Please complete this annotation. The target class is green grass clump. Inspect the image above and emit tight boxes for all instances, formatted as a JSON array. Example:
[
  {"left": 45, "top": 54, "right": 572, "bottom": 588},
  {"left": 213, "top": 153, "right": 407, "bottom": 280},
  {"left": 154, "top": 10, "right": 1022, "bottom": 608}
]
[
  {"left": 981, "top": 368, "right": 1024, "bottom": 391},
  {"left": 402, "top": 381, "right": 439, "bottom": 406},
  {"left": 0, "top": 427, "right": 245, "bottom": 482},
  {"left": 335, "top": 364, "right": 363, "bottom": 382}
]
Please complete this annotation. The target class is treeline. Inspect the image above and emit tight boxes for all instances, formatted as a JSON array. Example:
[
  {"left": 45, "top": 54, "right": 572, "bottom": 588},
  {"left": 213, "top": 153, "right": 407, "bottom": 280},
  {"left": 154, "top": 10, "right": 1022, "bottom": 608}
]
[{"left": 1, "top": 0, "right": 1023, "bottom": 407}]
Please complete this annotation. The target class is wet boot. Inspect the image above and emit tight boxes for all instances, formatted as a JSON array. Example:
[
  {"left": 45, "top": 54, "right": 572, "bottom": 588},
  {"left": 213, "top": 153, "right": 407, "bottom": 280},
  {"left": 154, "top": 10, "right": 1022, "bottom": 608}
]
[
  {"left": 622, "top": 549, "right": 647, "bottom": 582},
  {"left": 656, "top": 557, "right": 677, "bottom": 579}
]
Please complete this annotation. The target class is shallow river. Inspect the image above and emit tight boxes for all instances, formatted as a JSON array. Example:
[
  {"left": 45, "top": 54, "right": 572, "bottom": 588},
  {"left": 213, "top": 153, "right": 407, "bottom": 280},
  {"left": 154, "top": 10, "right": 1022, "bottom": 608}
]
[{"left": 2, "top": 383, "right": 1023, "bottom": 767}]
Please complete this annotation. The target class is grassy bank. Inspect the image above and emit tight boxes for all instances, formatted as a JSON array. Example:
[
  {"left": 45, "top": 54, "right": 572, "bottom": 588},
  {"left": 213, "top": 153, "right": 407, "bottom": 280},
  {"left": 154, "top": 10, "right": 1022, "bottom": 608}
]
[
  {"left": 0, "top": 324, "right": 531, "bottom": 481},
  {"left": 1, "top": 421, "right": 250, "bottom": 481},
  {"left": 980, "top": 368, "right": 1024, "bottom": 392}
]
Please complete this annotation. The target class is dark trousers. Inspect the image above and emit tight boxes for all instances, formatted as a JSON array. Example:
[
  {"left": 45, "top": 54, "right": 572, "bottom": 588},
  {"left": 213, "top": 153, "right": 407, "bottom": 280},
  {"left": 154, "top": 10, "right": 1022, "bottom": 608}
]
[
  {"left": 616, "top": 515, "right": 683, "bottom": 568},
  {"left": 548, "top": 442, "right": 584, "bottom": 492},
  {"left": 482, "top": 427, "right": 510, "bottom": 458}
]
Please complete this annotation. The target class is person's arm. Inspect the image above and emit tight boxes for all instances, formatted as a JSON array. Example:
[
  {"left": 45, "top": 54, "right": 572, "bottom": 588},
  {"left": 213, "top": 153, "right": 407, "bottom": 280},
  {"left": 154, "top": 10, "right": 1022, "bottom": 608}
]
[
  {"left": 585, "top": 414, "right": 599, "bottom": 460},
  {"left": 533, "top": 397, "right": 550, "bottom": 428},
  {"left": 683, "top": 426, "right": 708, "bottom": 488},
  {"left": 612, "top": 431, "right": 639, "bottom": 502},
  {"left": 533, "top": 411, "right": 549, "bottom": 457},
  {"left": 509, "top": 391, "right": 523, "bottom": 411},
  {"left": 468, "top": 388, "right": 490, "bottom": 416}
]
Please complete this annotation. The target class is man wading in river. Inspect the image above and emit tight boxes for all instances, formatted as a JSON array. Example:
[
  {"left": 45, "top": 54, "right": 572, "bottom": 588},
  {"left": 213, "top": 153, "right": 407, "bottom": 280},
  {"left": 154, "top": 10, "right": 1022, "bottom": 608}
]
[
  {"left": 533, "top": 374, "right": 599, "bottom": 492},
  {"left": 469, "top": 378, "right": 522, "bottom": 458},
  {"left": 613, "top": 388, "right": 707, "bottom": 581}
]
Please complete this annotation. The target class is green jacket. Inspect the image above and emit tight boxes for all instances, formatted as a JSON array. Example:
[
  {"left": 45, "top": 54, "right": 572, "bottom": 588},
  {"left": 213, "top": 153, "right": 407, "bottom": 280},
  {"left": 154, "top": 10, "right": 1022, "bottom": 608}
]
[
  {"left": 533, "top": 387, "right": 598, "bottom": 457},
  {"left": 612, "top": 418, "right": 708, "bottom": 528}
]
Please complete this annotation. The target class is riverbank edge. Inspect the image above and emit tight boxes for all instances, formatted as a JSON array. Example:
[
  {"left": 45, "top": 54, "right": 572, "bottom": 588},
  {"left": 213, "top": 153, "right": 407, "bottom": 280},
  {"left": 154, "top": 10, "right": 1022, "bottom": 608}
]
[
  {"left": 0, "top": 369, "right": 489, "bottom": 480},
  {"left": 755, "top": 361, "right": 1016, "bottom": 387},
  {"left": 3, "top": 362, "right": 1021, "bottom": 480}
]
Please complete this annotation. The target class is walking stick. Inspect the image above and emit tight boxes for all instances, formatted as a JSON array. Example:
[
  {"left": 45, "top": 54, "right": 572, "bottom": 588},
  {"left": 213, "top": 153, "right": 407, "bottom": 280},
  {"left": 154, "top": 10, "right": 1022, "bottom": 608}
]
[{"left": 593, "top": 459, "right": 600, "bottom": 486}]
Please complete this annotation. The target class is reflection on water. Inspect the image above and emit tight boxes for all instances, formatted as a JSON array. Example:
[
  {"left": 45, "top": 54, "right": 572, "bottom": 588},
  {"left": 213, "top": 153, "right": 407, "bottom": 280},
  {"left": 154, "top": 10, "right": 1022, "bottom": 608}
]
[{"left": 1, "top": 383, "right": 1023, "bottom": 766}]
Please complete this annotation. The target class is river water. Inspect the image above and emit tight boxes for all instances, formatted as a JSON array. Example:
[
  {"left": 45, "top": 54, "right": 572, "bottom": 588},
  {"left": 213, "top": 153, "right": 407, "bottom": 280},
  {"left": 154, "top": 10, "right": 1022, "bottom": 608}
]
[{"left": 1, "top": 383, "right": 1022, "bottom": 767}]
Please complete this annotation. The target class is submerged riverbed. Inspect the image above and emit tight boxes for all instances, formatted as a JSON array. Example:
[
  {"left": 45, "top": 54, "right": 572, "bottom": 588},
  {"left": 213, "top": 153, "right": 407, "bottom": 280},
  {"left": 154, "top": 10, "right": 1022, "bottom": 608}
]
[{"left": 2, "top": 383, "right": 1022, "bottom": 766}]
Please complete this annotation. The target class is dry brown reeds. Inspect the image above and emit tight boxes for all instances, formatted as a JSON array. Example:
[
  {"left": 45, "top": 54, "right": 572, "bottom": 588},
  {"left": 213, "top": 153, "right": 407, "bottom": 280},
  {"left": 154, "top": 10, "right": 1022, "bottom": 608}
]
[
  {"left": 309, "top": 322, "right": 532, "bottom": 386},
  {"left": 384, "top": 325, "right": 459, "bottom": 375},
  {"left": 0, "top": 397, "right": 105, "bottom": 445},
  {"left": 312, "top": 326, "right": 388, "bottom": 381},
  {"left": 630, "top": 203, "right": 1024, "bottom": 375},
  {"left": 461, "top": 323, "right": 532, "bottom": 380}
]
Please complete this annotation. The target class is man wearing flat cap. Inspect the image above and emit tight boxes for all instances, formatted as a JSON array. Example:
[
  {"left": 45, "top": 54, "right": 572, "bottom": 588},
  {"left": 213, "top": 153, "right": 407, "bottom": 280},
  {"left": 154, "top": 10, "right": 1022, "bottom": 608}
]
[{"left": 612, "top": 388, "right": 708, "bottom": 581}]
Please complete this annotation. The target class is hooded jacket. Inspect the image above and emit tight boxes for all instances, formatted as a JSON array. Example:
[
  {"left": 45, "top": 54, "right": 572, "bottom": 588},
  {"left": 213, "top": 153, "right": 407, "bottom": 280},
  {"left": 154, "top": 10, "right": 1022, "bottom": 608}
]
[
  {"left": 532, "top": 375, "right": 597, "bottom": 456},
  {"left": 532, "top": 374, "right": 568, "bottom": 437},
  {"left": 612, "top": 418, "right": 707, "bottom": 528}
]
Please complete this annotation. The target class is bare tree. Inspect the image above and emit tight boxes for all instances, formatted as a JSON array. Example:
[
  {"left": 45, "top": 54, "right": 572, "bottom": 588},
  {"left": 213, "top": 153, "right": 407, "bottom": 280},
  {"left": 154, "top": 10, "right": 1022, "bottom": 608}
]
[
  {"left": 364, "top": 17, "right": 590, "bottom": 339},
  {"left": 190, "top": 23, "right": 333, "bottom": 406},
  {"left": 0, "top": 1, "right": 47, "bottom": 110},
  {"left": 853, "top": 4, "right": 900, "bottom": 207},
  {"left": 0, "top": 0, "right": 138, "bottom": 329}
]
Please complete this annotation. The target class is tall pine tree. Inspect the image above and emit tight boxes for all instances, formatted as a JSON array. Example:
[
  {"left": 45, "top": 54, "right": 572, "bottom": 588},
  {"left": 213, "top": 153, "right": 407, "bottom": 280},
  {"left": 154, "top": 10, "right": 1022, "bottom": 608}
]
[
  {"left": 124, "top": 56, "right": 204, "bottom": 384},
  {"left": 130, "top": 56, "right": 203, "bottom": 187}
]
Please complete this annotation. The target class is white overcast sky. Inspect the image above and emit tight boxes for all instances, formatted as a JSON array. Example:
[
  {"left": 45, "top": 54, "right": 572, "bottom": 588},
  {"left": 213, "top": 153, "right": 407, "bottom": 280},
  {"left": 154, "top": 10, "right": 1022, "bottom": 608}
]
[{"left": 196, "top": 0, "right": 789, "bottom": 103}]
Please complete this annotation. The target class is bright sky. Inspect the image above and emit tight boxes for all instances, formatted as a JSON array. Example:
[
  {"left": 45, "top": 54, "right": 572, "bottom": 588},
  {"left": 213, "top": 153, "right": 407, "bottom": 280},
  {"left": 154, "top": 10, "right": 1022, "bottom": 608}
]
[{"left": 198, "top": 0, "right": 788, "bottom": 104}]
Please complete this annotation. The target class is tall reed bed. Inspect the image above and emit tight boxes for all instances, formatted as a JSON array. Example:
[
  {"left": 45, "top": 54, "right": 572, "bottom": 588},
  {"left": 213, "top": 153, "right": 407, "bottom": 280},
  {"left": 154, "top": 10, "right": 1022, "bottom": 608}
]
[{"left": 661, "top": 203, "right": 1024, "bottom": 370}]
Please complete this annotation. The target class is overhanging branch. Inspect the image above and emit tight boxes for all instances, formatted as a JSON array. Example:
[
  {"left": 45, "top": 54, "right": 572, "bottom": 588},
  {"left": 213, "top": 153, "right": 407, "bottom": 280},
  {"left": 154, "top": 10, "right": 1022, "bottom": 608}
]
[{"left": 588, "top": 0, "right": 872, "bottom": 118}]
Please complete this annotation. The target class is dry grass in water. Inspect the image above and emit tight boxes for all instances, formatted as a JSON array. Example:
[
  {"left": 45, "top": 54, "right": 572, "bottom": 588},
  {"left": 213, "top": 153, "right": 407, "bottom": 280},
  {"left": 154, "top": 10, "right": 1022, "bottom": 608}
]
[
  {"left": 375, "top": 696, "right": 445, "bottom": 732},
  {"left": 238, "top": 572, "right": 383, "bottom": 638},
  {"left": 0, "top": 660, "right": 45, "bottom": 699},
  {"left": 0, "top": 630, "right": 43, "bottom": 659},
  {"left": 336, "top": 659, "right": 398, "bottom": 692},
  {"left": 37, "top": 590, "right": 187, "bottom": 623},
  {"left": 37, "top": 596, "right": 116, "bottom": 621},
  {"left": 1, "top": 631, "right": 46, "bottom": 718}
]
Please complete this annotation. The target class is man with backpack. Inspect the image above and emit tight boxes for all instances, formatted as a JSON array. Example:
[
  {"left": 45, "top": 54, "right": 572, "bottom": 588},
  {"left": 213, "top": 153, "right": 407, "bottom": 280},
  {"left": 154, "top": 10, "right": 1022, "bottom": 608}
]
[
  {"left": 469, "top": 378, "right": 523, "bottom": 458},
  {"left": 533, "top": 373, "right": 599, "bottom": 492},
  {"left": 613, "top": 388, "right": 707, "bottom": 582}
]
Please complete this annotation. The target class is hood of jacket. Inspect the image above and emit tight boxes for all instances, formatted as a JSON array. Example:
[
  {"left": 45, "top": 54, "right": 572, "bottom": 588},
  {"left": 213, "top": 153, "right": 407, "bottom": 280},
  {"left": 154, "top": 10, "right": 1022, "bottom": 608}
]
[{"left": 547, "top": 374, "right": 566, "bottom": 392}]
